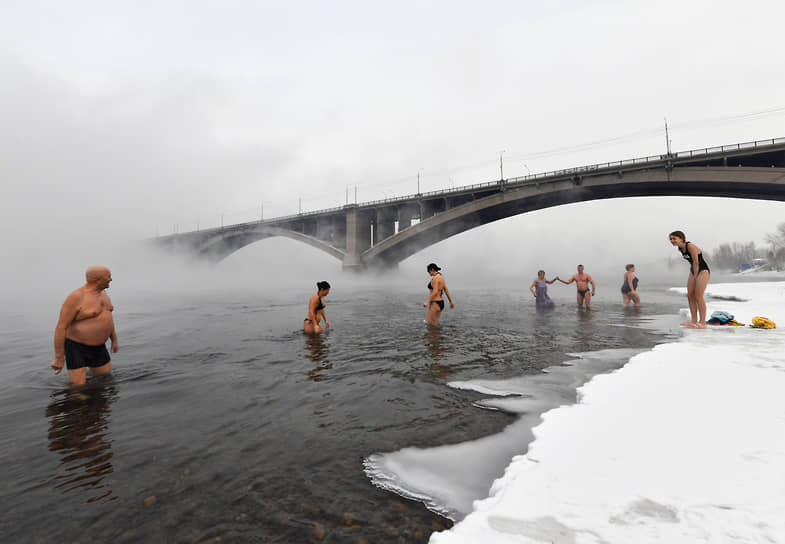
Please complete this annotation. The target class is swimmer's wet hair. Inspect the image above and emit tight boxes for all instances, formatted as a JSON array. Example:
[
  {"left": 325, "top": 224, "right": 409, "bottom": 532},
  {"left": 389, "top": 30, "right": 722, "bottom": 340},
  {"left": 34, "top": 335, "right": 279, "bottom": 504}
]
[
  {"left": 317, "top": 281, "right": 331, "bottom": 290},
  {"left": 626, "top": 264, "right": 635, "bottom": 270},
  {"left": 669, "top": 230, "right": 686, "bottom": 240}
]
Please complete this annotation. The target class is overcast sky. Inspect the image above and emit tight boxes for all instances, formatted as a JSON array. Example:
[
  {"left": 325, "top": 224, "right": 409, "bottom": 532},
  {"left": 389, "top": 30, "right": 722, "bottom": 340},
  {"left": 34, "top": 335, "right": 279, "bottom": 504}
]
[{"left": 2, "top": 0, "right": 785, "bottom": 285}]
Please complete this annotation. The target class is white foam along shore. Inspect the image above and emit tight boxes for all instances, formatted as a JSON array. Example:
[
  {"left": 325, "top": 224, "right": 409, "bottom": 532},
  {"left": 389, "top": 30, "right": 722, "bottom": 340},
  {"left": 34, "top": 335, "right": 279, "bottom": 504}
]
[{"left": 430, "top": 281, "right": 785, "bottom": 543}]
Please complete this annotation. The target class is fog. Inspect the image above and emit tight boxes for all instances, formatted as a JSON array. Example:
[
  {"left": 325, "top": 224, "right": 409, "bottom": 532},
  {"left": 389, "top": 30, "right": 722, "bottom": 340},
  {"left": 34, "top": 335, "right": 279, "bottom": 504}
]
[{"left": 2, "top": 0, "right": 785, "bottom": 301}]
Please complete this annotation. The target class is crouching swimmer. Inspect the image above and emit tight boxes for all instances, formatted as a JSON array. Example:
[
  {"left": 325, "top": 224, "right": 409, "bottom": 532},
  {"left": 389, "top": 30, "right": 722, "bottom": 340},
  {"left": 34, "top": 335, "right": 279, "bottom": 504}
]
[{"left": 304, "top": 281, "right": 331, "bottom": 333}]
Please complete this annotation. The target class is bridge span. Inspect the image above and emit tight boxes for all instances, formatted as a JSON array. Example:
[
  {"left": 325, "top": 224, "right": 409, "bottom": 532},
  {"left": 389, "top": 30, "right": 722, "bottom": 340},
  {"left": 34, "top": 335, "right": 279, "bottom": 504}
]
[{"left": 155, "top": 137, "right": 785, "bottom": 270}]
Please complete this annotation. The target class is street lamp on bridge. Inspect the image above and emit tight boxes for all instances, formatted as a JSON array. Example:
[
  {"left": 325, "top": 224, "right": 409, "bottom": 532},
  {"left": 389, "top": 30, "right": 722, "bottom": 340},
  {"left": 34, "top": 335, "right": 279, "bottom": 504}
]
[{"left": 499, "top": 150, "right": 507, "bottom": 181}]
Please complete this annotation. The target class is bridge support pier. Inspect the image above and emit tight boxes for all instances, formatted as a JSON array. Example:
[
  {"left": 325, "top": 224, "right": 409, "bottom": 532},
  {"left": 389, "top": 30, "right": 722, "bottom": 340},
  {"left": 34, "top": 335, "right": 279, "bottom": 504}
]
[
  {"left": 397, "top": 203, "right": 419, "bottom": 231},
  {"left": 375, "top": 208, "right": 396, "bottom": 244},
  {"left": 343, "top": 205, "right": 372, "bottom": 271}
]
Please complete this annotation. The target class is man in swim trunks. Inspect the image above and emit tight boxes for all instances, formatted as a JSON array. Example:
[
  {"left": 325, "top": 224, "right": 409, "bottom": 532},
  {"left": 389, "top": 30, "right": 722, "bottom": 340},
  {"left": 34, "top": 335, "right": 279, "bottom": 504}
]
[
  {"left": 51, "top": 266, "right": 118, "bottom": 385},
  {"left": 559, "top": 264, "right": 596, "bottom": 309}
]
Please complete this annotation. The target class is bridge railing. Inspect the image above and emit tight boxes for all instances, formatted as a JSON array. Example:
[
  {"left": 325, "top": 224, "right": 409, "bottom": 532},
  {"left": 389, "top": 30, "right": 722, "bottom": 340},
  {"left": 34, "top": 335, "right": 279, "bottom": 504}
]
[
  {"left": 673, "top": 137, "right": 785, "bottom": 159},
  {"left": 174, "top": 136, "right": 785, "bottom": 236},
  {"left": 360, "top": 136, "right": 785, "bottom": 207}
]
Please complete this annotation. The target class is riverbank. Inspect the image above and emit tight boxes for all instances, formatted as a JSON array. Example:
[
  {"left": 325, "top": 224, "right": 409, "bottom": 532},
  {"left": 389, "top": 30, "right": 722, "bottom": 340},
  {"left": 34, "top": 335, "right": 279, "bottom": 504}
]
[{"left": 431, "top": 281, "right": 785, "bottom": 543}]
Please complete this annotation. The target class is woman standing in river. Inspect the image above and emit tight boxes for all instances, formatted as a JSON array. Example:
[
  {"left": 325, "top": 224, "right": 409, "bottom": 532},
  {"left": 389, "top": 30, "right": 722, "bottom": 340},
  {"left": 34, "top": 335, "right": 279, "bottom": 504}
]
[
  {"left": 424, "top": 263, "right": 454, "bottom": 325},
  {"left": 529, "top": 270, "right": 558, "bottom": 307},
  {"left": 621, "top": 264, "right": 640, "bottom": 307}
]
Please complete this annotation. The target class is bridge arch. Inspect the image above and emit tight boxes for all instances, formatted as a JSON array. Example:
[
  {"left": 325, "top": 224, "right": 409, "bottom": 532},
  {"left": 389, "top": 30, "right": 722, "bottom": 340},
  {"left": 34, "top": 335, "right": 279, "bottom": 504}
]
[
  {"left": 362, "top": 166, "right": 785, "bottom": 266},
  {"left": 196, "top": 225, "right": 345, "bottom": 262}
]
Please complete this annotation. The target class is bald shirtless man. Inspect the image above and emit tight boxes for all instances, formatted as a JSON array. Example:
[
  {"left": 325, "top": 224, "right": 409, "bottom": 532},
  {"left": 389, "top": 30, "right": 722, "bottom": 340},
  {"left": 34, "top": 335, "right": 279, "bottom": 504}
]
[
  {"left": 559, "top": 264, "right": 596, "bottom": 309},
  {"left": 51, "top": 266, "right": 118, "bottom": 385}
]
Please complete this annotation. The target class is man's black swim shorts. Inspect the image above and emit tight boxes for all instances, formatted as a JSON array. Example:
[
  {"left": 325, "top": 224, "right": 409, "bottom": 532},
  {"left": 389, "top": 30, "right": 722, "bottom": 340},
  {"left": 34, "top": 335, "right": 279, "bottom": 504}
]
[{"left": 64, "top": 338, "right": 110, "bottom": 370}]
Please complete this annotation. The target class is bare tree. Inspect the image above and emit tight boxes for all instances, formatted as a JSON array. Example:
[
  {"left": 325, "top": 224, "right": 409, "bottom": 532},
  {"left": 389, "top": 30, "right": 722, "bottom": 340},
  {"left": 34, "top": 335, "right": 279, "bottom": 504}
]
[
  {"left": 709, "top": 242, "right": 758, "bottom": 271},
  {"left": 765, "top": 222, "right": 785, "bottom": 270}
]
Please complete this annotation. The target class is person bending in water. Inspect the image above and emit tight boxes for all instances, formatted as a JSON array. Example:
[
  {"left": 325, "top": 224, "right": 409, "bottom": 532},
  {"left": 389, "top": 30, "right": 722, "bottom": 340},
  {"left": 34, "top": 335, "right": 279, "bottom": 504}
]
[
  {"left": 529, "top": 270, "right": 559, "bottom": 307},
  {"left": 304, "top": 281, "right": 331, "bottom": 333},
  {"left": 559, "top": 264, "right": 596, "bottom": 309},
  {"left": 424, "top": 263, "right": 454, "bottom": 325},
  {"left": 51, "top": 265, "right": 118, "bottom": 385},
  {"left": 669, "top": 230, "right": 710, "bottom": 328},
  {"left": 621, "top": 263, "right": 640, "bottom": 307}
]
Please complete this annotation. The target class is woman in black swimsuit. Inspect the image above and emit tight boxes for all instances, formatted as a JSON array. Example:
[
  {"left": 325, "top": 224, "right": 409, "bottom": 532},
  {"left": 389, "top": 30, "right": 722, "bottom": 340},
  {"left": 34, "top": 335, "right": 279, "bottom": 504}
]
[
  {"left": 669, "top": 230, "right": 710, "bottom": 328},
  {"left": 304, "top": 281, "right": 330, "bottom": 333},
  {"left": 424, "top": 263, "right": 454, "bottom": 325},
  {"left": 620, "top": 263, "right": 640, "bottom": 307}
]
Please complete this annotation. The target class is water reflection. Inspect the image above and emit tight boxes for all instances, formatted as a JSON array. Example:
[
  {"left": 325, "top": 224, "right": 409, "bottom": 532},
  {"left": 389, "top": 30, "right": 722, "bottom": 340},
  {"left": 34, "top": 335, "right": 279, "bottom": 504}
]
[
  {"left": 424, "top": 325, "right": 448, "bottom": 361},
  {"left": 570, "top": 308, "right": 596, "bottom": 352},
  {"left": 45, "top": 378, "right": 117, "bottom": 503},
  {"left": 423, "top": 325, "right": 455, "bottom": 380},
  {"left": 304, "top": 333, "right": 332, "bottom": 381},
  {"left": 623, "top": 305, "right": 642, "bottom": 317}
]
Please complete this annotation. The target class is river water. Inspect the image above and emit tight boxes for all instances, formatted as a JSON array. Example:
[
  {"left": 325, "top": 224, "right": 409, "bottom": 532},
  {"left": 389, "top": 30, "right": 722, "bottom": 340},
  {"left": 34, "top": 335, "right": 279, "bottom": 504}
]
[{"left": 0, "top": 277, "right": 686, "bottom": 543}]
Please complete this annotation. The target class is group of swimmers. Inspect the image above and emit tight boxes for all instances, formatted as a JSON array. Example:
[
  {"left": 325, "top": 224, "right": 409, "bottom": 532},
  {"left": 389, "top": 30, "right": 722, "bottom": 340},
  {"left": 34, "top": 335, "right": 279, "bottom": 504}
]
[
  {"left": 51, "top": 231, "right": 710, "bottom": 384},
  {"left": 528, "top": 263, "right": 640, "bottom": 309},
  {"left": 526, "top": 230, "right": 710, "bottom": 327}
]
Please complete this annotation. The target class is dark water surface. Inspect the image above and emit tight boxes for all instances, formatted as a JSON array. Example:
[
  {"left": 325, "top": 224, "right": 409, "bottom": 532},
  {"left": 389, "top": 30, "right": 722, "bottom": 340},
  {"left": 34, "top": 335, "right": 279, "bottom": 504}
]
[{"left": 0, "top": 282, "right": 684, "bottom": 543}]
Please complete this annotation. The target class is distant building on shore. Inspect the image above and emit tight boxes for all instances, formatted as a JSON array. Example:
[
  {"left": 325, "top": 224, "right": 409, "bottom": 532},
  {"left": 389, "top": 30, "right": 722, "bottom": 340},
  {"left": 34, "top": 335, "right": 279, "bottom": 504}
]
[{"left": 739, "top": 258, "right": 769, "bottom": 272}]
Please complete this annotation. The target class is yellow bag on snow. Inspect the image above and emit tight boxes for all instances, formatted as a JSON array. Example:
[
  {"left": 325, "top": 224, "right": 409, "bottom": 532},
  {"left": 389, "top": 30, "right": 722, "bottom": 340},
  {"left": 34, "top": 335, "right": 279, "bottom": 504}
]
[{"left": 751, "top": 316, "right": 776, "bottom": 329}]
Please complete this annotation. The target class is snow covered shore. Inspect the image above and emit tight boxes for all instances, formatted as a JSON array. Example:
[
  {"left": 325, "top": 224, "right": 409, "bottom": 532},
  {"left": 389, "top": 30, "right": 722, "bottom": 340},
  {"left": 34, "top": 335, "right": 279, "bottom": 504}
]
[{"left": 431, "top": 282, "right": 785, "bottom": 543}]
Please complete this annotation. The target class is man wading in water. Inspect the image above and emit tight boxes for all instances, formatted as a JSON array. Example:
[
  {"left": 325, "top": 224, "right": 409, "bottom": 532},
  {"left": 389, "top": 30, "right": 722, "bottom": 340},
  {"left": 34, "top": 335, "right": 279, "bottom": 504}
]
[
  {"left": 559, "top": 264, "right": 596, "bottom": 309},
  {"left": 51, "top": 266, "right": 118, "bottom": 385}
]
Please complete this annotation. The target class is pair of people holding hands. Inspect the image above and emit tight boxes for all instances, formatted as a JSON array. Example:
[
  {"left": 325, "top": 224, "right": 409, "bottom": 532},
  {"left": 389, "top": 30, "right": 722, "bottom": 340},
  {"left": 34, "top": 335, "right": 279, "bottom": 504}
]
[{"left": 530, "top": 265, "right": 598, "bottom": 309}]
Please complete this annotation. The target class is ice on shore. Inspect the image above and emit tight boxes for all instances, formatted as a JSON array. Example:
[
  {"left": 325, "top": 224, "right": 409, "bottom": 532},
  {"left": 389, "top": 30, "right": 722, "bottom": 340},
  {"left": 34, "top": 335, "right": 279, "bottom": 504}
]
[{"left": 430, "top": 281, "right": 785, "bottom": 543}]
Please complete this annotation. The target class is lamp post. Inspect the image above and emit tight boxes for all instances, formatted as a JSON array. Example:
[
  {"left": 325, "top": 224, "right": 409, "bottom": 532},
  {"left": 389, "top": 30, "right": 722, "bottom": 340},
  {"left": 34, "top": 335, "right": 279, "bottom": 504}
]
[
  {"left": 417, "top": 168, "right": 423, "bottom": 195},
  {"left": 499, "top": 150, "right": 506, "bottom": 181},
  {"left": 664, "top": 117, "right": 672, "bottom": 156}
]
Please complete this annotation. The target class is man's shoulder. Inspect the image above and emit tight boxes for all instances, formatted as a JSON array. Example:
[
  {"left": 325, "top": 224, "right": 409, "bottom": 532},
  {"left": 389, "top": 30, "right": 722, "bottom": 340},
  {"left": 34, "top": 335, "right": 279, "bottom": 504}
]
[{"left": 65, "top": 287, "right": 86, "bottom": 302}]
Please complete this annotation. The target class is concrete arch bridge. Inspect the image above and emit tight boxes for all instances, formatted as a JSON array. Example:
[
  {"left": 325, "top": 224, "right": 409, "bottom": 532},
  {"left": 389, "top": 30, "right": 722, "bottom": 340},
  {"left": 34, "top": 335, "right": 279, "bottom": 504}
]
[{"left": 154, "top": 137, "right": 785, "bottom": 270}]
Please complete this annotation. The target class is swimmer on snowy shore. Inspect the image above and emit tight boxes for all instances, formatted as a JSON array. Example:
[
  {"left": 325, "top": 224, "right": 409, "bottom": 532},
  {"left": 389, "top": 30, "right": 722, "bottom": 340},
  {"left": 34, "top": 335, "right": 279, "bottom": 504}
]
[{"left": 669, "top": 230, "right": 710, "bottom": 328}]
